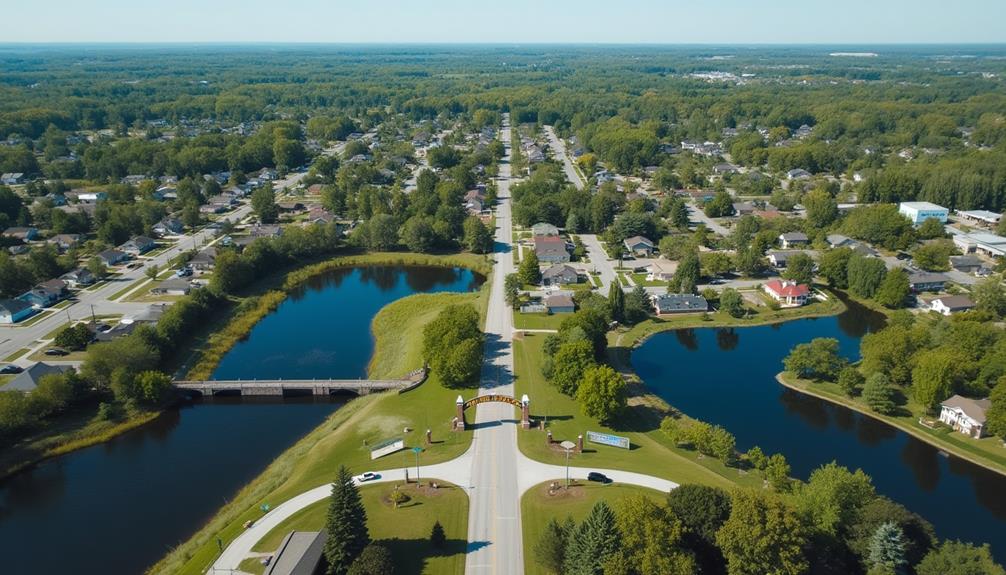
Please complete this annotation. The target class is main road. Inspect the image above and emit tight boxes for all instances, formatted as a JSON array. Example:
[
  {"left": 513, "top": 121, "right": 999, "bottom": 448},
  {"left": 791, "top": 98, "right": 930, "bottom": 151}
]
[{"left": 465, "top": 115, "right": 522, "bottom": 575}]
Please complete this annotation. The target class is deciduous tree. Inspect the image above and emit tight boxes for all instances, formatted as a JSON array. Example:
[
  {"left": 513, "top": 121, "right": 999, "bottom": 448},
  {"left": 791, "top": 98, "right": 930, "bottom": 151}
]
[
  {"left": 575, "top": 365, "right": 627, "bottom": 423},
  {"left": 716, "top": 490, "right": 808, "bottom": 575}
]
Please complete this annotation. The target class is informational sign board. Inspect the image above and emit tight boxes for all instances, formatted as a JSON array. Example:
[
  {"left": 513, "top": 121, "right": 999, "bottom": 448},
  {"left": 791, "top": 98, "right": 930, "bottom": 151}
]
[
  {"left": 586, "top": 430, "right": 630, "bottom": 450},
  {"left": 370, "top": 437, "right": 406, "bottom": 460}
]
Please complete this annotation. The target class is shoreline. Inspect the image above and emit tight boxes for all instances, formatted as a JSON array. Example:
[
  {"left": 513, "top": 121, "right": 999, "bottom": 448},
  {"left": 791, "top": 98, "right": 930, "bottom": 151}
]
[{"left": 775, "top": 372, "right": 1006, "bottom": 479}]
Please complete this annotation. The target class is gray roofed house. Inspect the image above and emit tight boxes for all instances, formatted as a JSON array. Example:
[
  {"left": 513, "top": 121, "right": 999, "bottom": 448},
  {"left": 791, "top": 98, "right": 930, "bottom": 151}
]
[
  {"left": 542, "top": 264, "right": 580, "bottom": 286},
  {"left": 767, "top": 250, "right": 811, "bottom": 268},
  {"left": 652, "top": 293, "right": 708, "bottom": 315},
  {"left": 264, "top": 531, "right": 328, "bottom": 575},
  {"left": 545, "top": 292, "right": 575, "bottom": 313},
  {"left": 778, "top": 232, "right": 809, "bottom": 249},
  {"left": 534, "top": 236, "right": 570, "bottom": 264},
  {"left": 929, "top": 295, "right": 975, "bottom": 316},
  {"left": 98, "top": 249, "right": 129, "bottom": 266},
  {"left": 786, "top": 168, "right": 812, "bottom": 180},
  {"left": 950, "top": 255, "right": 984, "bottom": 273},
  {"left": 531, "top": 222, "right": 559, "bottom": 237},
  {"left": 939, "top": 395, "right": 991, "bottom": 438},
  {"left": 121, "top": 235, "right": 156, "bottom": 255},
  {"left": 190, "top": 246, "right": 218, "bottom": 270},
  {"left": 908, "top": 271, "right": 949, "bottom": 292},
  {"left": 153, "top": 217, "right": 184, "bottom": 236},
  {"left": 3, "top": 363, "right": 69, "bottom": 392},
  {"left": 732, "top": 202, "right": 756, "bottom": 216},
  {"left": 826, "top": 234, "right": 854, "bottom": 248},
  {"left": 151, "top": 278, "right": 194, "bottom": 296},
  {"left": 623, "top": 235, "right": 654, "bottom": 257},
  {"left": 61, "top": 268, "right": 96, "bottom": 288}
]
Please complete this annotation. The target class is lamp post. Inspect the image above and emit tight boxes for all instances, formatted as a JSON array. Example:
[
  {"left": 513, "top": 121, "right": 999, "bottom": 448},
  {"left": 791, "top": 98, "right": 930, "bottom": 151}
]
[
  {"left": 412, "top": 446, "right": 422, "bottom": 486},
  {"left": 560, "top": 440, "right": 576, "bottom": 489}
]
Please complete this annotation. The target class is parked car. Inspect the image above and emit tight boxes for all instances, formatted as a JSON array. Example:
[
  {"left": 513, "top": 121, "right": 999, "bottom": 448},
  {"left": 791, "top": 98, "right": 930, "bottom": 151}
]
[
  {"left": 175, "top": 267, "right": 193, "bottom": 278},
  {"left": 0, "top": 364, "right": 23, "bottom": 374},
  {"left": 44, "top": 348, "right": 69, "bottom": 356},
  {"left": 354, "top": 472, "right": 380, "bottom": 483},
  {"left": 587, "top": 472, "right": 612, "bottom": 484}
]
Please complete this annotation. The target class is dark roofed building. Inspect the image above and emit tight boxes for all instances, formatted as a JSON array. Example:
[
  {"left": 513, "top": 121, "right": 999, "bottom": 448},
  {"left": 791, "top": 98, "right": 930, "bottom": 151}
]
[
  {"left": 534, "top": 236, "right": 570, "bottom": 264},
  {"left": 542, "top": 264, "right": 580, "bottom": 286},
  {"left": 908, "top": 271, "right": 948, "bottom": 292},
  {"left": 264, "top": 531, "right": 327, "bottom": 575},
  {"left": 652, "top": 293, "right": 708, "bottom": 315},
  {"left": 544, "top": 292, "right": 575, "bottom": 313},
  {"left": 3, "top": 363, "right": 69, "bottom": 393}
]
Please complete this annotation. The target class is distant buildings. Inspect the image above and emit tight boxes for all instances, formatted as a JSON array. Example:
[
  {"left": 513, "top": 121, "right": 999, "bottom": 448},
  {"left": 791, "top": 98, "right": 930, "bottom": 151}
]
[{"left": 898, "top": 202, "right": 948, "bottom": 226}]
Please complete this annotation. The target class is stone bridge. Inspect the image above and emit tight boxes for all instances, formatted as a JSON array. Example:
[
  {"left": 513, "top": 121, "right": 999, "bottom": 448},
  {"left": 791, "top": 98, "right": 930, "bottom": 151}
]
[{"left": 175, "top": 367, "right": 427, "bottom": 397}]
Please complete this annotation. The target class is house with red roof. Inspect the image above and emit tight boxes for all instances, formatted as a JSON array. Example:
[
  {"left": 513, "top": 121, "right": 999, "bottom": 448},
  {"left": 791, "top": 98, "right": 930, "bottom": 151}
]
[{"left": 762, "top": 279, "right": 810, "bottom": 307}]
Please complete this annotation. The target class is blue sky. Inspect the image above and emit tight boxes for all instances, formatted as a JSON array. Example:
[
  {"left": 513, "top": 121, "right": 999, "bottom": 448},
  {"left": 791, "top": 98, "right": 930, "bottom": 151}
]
[{"left": 6, "top": 0, "right": 1005, "bottom": 44}]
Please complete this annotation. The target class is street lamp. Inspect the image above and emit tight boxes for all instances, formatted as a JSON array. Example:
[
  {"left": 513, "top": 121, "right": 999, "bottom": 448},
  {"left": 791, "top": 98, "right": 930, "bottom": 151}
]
[
  {"left": 412, "top": 446, "right": 422, "bottom": 486},
  {"left": 560, "top": 440, "right": 576, "bottom": 489}
]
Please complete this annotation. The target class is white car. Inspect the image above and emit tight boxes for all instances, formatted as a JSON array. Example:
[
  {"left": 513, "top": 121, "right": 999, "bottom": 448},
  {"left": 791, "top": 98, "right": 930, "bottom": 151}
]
[{"left": 355, "top": 472, "right": 380, "bottom": 483}]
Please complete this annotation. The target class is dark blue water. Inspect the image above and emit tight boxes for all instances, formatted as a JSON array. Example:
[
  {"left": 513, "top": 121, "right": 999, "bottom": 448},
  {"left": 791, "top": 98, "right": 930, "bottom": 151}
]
[
  {"left": 214, "top": 265, "right": 484, "bottom": 379},
  {"left": 632, "top": 301, "right": 1006, "bottom": 559},
  {"left": 0, "top": 265, "right": 483, "bottom": 575}
]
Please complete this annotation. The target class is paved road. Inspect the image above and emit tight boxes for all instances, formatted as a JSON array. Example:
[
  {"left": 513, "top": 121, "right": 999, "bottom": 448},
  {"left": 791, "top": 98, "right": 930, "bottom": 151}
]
[
  {"left": 687, "top": 204, "right": 731, "bottom": 237},
  {"left": 544, "top": 125, "right": 584, "bottom": 191},
  {"left": 465, "top": 116, "right": 522, "bottom": 575},
  {"left": 579, "top": 234, "right": 617, "bottom": 295}
]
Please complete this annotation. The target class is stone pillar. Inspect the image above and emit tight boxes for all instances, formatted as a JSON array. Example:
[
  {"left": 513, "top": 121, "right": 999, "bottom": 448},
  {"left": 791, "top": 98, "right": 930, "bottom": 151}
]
[
  {"left": 577, "top": 434, "right": 584, "bottom": 453},
  {"left": 426, "top": 429, "right": 432, "bottom": 444},
  {"left": 455, "top": 395, "right": 465, "bottom": 430},
  {"left": 547, "top": 430, "right": 553, "bottom": 445},
  {"left": 521, "top": 394, "right": 531, "bottom": 429}
]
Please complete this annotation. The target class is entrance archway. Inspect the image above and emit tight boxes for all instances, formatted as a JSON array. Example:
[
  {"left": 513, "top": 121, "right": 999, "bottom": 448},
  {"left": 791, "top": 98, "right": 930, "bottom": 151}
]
[{"left": 454, "top": 394, "right": 530, "bottom": 430}]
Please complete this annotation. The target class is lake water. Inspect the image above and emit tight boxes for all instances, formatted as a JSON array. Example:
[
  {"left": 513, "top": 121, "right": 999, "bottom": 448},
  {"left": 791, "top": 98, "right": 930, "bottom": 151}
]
[
  {"left": 632, "top": 300, "right": 1006, "bottom": 559},
  {"left": 0, "top": 265, "right": 483, "bottom": 575}
]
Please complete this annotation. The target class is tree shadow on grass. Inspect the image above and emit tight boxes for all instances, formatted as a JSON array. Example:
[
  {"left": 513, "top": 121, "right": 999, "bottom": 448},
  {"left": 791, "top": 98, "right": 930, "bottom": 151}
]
[{"left": 377, "top": 537, "right": 479, "bottom": 575}]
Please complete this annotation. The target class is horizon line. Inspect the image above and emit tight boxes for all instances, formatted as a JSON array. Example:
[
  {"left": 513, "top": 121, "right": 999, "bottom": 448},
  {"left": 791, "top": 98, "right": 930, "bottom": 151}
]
[{"left": 1, "top": 41, "right": 1005, "bottom": 47}]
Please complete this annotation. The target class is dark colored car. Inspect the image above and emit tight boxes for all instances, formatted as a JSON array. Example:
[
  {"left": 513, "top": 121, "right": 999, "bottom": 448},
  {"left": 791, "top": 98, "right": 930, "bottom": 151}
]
[
  {"left": 587, "top": 472, "right": 612, "bottom": 484},
  {"left": 896, "top": 251, "right": 912, "bottom": 260},
  {"left": 44, "top": 348, "right": 69, "bottom": 356},
  {"left": 0, "top": 364, "right": 23, "bottom": 374}
]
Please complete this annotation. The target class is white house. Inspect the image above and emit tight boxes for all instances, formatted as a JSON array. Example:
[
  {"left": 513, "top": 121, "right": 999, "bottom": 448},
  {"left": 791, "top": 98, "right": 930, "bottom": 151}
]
[
  {"left": 778, "top": 232, "right": 809, "bottom": 249},
  {"left": 646, "top": 260, "right": 676, "bottom": 282},
  {"left": 898, "top": 201, "right": 948, "bottom": 226},
  {"left": 939, "top": 395, "right": 991, "bottom": 438},
  {"left": 763, "top": 280, "right": 810, "bottom": 307},
  {"left": 929, "top": 295, "right": 975, "bottom": 316}
]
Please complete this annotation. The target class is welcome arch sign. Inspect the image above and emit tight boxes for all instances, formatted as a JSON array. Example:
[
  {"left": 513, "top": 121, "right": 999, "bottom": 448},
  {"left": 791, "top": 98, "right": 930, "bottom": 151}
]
[{"left": 454, "top": 394, "right": 530, "bottom": 430}]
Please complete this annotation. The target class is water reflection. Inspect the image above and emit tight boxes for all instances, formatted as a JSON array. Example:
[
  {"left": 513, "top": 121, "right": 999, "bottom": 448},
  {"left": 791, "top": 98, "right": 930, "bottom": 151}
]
[
  {"left": 674, "top": 329, "right": 698, "bottom": 351},
  {"left": 715, "top": 328, "right": 739, "bottom": 351},
  {"left": 779, "top": 388, "right": 830, "bottom": 430},
  {"left": 901, "top": 439, "right": 941, "bottom": 492}
]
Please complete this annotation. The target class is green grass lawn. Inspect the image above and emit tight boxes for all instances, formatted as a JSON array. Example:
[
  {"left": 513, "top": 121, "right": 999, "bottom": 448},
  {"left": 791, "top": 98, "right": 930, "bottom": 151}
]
[
  {"left": 152, "top": 286, "right": 488, "bottom": 575},
  {"left": 28, "top": 348, "right": 88, "bottom": 362},
  {"left": 2, "top": 348, "right": 31, "bottom": 362},
  {"left": 778, "top": 372, "right": 1006, "bottom": 476},
  {"left": 522, "top": 481, "right": 663, "bottom": 575},
  {"left": 513, "top": 334, "right": 756, "bottom": 490},
  {"left": 243, "top": 482, "right": 468, "bottom": 575},
  {"left": 513, "top": 311, "right": 565, "bottom": 331},
  {"left": 107, "top": 277, "right": 150, "bottom": 301},
  {"left": 630, "top": 273, "right": 667, "bottom": 287}
]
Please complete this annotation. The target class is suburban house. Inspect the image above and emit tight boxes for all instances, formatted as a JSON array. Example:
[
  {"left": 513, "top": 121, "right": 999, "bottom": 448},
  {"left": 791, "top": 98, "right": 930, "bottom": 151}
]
[
  {"left": 306, "top": 207, "right": 336, "bottom": 226},
  {"left": 98, "top": 249, "right": 129, "bottom": 266},
  {"left": 190, "top": 247, "right": 218, "bottom": 271},
  {"left": 544, "top": 292, "right": 575, "bottom": 314},
  {"left": 306, "top": 183, "right": 323, "bottom": 196},
  {"left": 250, "top": 224, "right": 283, "bottom": 238},
  {"left": 929, "top": 295, "right": 976, "bottom": 316},
  {"left": 908, "top": 271, "right": 948, "bottom": 292},
  {"left": 767, "top": 250, "right": 811, "bottom": 269},
  {"left": 646, "top": 260, "right": 676, "bottom": 282},
  {"left": 623, "top": 236, "right": 654, "bottom": 257},
  {"left": 61, "top": 268, "right": 96, "bottom": 288},
  {"left": 652, "top": 293, "right": 708, "bottom": 315},
  {"left": 531, "top": 222, "right": 560, "bottom": 237},
  {"left": 732, "top": 202, "right": 756, "bottom": 216},
  {"left": 121, "top": 236, "right": 156, "bottom": 256},
  {"left": 542, "top": 264, "right": 580, "bottom": 286},
  {"left": 950, "top": 255, "right": 985, "bottom": 274},
  {"left": 2, "top": 362, "right": 69, "bottom": 392},
  {"left": 786, "top": 168, "right": 812, "bottom": 180},
  {"left": 264, "top": 531, "right": 327, "bottom": 575},
  {"left": 19, "top": 279, "right": 68, "bottom": 307},
  {"left": 534, "top": 236, "right": 570, "bottom": 264},
  {"left": 713, "top": 163, "right": 739, "bottom": 175},
  {"left": 0, "top": 299, "right": 36, "bottom": 324},
  {"left": 2, "top": 227, "right": 38, "bottom": 241},
  {"left": 826, "top": 234, "right": 855, "bottom": 249},
  {"left": 778, "top": 232, "right": 809, "bottom": 249},
  {"left": 763, "top": 280, "right": 811, "bottom": 307},
  {"left": 898, "top": 201, "right": 948, "bottom": 226},
  {"left": 939, "top": 395, "right": 991, "bottom": 438},
  {"left": 48, "top": 233, "right": 83, "bottom": 251},
  {"left": 151, "top": 278, "right": 194, "bottom": 296},
  {"left": 153, "top": 218, "right": 184, "bottom": 236}
]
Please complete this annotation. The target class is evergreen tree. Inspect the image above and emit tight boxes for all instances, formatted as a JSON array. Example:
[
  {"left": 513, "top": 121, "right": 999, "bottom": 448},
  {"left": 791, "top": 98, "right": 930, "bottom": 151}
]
[
  {"left": 324, "top": 466, "right": 371, "bottom": 575},
  {"left": 346, "top": 545, "right": 394, "bottom": 575},
  {"left": 564, "top": 502, "right": 621, "bottom": 575},
  {"left": 607, "top": 281, "right": 625, "bottom": 323},
  {"left": 534, "top": 517, "right": 570, "bottom": 574},
  {"left": 518, "top": 249, "right": 542, "bottom": 285},
  {"left": 669, "top": 198, "right": 690, "bottom": 229},
  {"left": 863, "top": 373, "right": 897, "bottom": 415},
  {"left": 624, "top": 284, "right": 650, "bottom": 324},
  {"left": 430, "top": 520, "right": 446, "bottom": 549},
  {"left": 669, "top": 250, "right": 700, "bottom": 294},
  {"left": 868, "top": 522, "right": 908, "bottom": 574}
]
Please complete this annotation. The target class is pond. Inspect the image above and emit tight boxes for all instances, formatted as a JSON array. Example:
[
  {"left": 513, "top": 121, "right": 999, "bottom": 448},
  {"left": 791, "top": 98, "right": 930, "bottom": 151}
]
[
  {"left": 632, "top": 299, "right": 1006, "bottom": 559},
  {"left": 0, "top": 265, "right": 483, "bottom": 575}
]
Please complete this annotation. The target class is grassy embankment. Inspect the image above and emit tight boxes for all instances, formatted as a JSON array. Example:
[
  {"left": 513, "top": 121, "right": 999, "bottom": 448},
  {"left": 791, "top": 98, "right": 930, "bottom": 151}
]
[
  {"left": 521, "top": 482, "right": 662, "bottom": 575},
  {"left": 237, "top": 482, "right": 469, "bottom": 575},
  {"left": 149, "top": 260, "right": 489, "bottom": 575},
  {"left": 777, "top": 372, "right": 1006, "bottom": 477}
]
